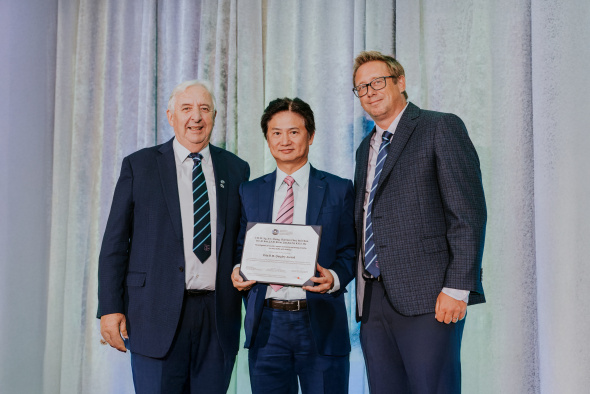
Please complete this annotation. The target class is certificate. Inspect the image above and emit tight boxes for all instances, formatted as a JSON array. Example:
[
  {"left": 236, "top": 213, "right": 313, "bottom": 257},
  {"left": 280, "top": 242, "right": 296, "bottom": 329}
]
[{"left": 239, "top": 222, "right": 322, "bottom": 287}]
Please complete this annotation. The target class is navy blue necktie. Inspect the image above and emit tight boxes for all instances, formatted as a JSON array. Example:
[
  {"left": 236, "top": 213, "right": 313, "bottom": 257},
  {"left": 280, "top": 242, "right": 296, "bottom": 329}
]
[
  {"left": 189, "top": 153, "right": 211, "bottom": 263},
  {"left": 364, "top": 130, "right": 393, "bottom": 278}
]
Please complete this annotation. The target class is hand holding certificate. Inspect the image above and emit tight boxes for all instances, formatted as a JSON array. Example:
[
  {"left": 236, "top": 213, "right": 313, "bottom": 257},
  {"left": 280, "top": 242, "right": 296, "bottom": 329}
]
[{"left": 239, "top": 222, "right": 321, "bottom": 287}]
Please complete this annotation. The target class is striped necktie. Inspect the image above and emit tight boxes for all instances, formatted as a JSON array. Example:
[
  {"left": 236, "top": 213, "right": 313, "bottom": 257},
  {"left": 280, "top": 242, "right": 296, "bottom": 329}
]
[
  {"left": 276, "top": 176, "right": 295, "bottom": 225},
  {"left": 189, "top": 153, "right": 211, "bottom": 263},
  {"left": 364, "top": 130, "right": 393, "bottom": 278},
  {"left": 270, "top": 175, "right": 295, "bottom": 291}
]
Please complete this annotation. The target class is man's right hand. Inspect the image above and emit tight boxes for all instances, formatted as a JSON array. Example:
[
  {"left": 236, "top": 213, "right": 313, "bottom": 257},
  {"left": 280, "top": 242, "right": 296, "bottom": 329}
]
[
  {"left": 231, "top": 266, "right": 256, "bottom": 291},
  {"left": 100, "top": 313, "right": 128, "bottom": 352}
]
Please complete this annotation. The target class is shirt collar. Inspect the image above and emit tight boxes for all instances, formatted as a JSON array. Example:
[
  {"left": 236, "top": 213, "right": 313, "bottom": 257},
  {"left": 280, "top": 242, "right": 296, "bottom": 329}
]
[
  {"left": 173, "top": 138, "right": 211, "bottom": 165},
  {"left": 275, "top": 161, "right": 311, "bottom": 191},
  {"left": 374, "top": 102, "right": 409, "bottom": 140}
]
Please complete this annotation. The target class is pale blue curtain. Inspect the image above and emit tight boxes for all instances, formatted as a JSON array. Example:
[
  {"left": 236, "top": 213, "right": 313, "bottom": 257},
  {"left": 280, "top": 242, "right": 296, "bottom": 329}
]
[
  {"left": 41, "top": 1, "right": 393, "bottom": 393},
  {"left": 396, "top": 1, "right": 590, "bottom": 392},
  {"left": 1, "top": 0, "right": 589, "bottom": 393}
]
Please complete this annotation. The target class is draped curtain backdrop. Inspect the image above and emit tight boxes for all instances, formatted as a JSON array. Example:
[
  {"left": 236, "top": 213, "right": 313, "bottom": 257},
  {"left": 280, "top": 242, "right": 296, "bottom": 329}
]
[{"left": 1, "top": 0, "right": 588, "bottom": 393}]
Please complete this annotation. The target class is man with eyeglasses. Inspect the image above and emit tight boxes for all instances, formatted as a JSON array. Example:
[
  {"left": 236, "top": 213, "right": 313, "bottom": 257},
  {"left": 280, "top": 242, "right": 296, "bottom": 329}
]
[{"left": 352, "top": 51, "right": 487, "bottom": 393}]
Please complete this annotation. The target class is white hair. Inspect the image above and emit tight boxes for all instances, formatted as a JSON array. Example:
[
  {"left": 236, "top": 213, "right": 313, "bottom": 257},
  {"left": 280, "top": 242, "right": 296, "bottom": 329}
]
[{"left": 167, "top": 79, "right": 217, "bottom": 114}]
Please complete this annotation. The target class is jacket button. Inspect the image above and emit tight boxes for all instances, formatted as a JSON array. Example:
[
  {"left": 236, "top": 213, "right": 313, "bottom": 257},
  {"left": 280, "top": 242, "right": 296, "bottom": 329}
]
[{"left": 179, "top": 267, "right": 184, "bottom": 272}]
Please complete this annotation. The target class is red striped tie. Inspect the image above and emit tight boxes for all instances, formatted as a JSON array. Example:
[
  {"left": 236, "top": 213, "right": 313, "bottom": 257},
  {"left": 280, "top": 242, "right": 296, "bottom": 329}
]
[{"left": 270, "top": 176, "right": 295, "bottom": 291}]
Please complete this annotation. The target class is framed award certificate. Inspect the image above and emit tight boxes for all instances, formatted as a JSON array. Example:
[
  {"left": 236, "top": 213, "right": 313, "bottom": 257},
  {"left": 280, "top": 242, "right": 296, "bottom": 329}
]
[{"left": 239, "top": 222, "right": 322, "bottom": 287}]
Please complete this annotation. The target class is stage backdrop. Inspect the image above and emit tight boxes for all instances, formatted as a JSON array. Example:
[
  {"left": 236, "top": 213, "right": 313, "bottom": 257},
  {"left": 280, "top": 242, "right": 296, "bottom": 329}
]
[{"left": 1, "top": 0, "right": 589, "bottom": 393}]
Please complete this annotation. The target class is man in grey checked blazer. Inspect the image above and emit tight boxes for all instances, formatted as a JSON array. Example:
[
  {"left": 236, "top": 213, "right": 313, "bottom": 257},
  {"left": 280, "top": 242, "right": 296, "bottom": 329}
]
[{"left": 352, "top": 51, "right": 487, "bottom": 393}]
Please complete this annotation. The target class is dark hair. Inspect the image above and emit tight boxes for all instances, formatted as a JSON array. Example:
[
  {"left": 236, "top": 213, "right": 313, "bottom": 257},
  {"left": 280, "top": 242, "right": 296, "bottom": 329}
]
[{"left": 260, "top": 97, "right": 315, "bottom": 139}]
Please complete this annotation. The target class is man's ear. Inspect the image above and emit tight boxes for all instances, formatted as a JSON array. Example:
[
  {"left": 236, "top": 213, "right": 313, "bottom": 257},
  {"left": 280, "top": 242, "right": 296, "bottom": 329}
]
[
  {"left": 166, "top": 109, "right": 174, "bottom": 126},
  {"left": 397, "top": 75, "right": 406, "bottom": 93}
]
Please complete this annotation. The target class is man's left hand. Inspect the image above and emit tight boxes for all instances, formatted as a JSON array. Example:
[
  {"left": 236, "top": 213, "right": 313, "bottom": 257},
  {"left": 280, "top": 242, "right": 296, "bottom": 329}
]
[
  {"left": 435, "top": 292, "right": 467, "bottom": 324},
  {"left": 302, "top": 263, "right": 334, "bottom": 294}
]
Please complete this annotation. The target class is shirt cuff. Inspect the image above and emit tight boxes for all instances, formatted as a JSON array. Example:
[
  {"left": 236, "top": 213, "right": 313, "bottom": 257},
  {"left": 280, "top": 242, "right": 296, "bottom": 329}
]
[
  {"left": 327, "top": 269, "right": 340, "bottom": 293},
  {"left": 442, "top": 287, "right": 469, "bottom": 303}
]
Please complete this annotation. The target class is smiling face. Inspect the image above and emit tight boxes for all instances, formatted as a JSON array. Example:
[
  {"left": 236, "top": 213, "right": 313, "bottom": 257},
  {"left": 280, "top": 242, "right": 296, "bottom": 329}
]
[
  {"left": 267, "top": 111, "right": 314, "bottom": 174},
  {"left": 355, "top": 60, "right": 406, "bottom": 129},
  {"left": 167, "top": 84, "right": 216, "bottom": 152}
]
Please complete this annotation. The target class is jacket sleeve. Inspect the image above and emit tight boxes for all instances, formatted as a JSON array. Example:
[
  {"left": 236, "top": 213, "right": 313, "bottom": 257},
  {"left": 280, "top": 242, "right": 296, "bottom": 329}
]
[
  {"left": 97, "top": 157, "right": 134, "bottom": 317},
  {"left": 325, "top": 179, "right": 356, "bottom": 291},
  {"left": 434, "top": 114, "right": 487, "bottom": 294}
]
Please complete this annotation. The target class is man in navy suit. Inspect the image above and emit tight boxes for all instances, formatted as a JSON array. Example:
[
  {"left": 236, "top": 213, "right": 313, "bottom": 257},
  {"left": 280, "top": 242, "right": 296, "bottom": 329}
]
[
  {"left": 352, "top": 51, "right": 487, "bottom": 393},
  {"left": 231, "top": 97, "right": 355, "bottom": 394},
  {"left": 97, "top": 80, "right": 249, "bottom": 393}
]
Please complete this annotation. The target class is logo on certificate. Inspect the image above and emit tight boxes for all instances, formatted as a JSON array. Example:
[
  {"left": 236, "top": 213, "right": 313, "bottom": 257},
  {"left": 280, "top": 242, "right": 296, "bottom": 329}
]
[{"left": 272, "top": 229, "right": 279, "bottom": 235}]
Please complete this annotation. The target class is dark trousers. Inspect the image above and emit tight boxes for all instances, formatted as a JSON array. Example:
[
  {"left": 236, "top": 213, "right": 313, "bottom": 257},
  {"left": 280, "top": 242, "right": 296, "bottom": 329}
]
[
  {"left": 361, "top": 280, "right": 465, "bottom": 394},
  {"left": 248, "top": 306, "right": 349, "bottom": 394},
  {"left": 129, "top": 292, "right": 235, "bottom": 394}
]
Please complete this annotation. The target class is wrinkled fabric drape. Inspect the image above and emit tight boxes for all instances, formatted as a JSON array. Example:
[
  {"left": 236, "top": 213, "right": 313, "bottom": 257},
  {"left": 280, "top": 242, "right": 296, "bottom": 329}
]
[
  {"left": 42, "top": 1, "right": 393, "bottom": 393},
  {"left": 397, "top": 1, "right": 590, "bottom": 392},
  {"left": 1, "top": 0, "right": 588, "bottom": 393}
]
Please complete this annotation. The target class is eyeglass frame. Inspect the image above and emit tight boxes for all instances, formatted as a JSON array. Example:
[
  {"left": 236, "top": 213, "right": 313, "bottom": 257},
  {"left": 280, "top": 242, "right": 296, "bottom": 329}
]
[{"left": 352, "top": 75, "right": 397, "bottom": 98}]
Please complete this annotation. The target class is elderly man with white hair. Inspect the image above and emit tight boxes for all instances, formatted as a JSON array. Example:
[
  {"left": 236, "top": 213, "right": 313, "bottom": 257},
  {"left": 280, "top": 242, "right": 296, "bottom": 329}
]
[{"left": 98, "top": 80, "right": 250, "bottom": 393}]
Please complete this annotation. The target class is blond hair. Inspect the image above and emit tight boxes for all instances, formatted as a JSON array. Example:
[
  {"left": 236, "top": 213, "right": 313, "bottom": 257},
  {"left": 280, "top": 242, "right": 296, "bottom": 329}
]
[{"left": 353, "top": 51, "right": 408, "bottom": 99}]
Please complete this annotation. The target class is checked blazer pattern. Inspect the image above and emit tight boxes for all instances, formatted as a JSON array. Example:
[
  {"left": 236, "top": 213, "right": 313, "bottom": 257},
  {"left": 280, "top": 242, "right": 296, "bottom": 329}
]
[{"left": 354, "top": 103, "right": 487, "bottom": 318}]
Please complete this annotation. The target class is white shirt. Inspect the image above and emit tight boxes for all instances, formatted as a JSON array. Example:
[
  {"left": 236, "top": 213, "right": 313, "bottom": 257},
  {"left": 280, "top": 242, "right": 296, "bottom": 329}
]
[
  {"left": 361, "top": 103, "right": 469, "bottom": 303},
  {"left": 265, "top": 162, "right": 340, "bottom": 300},
  {"left": 173, "top": 138, "right": 217, "bottom": 290}
]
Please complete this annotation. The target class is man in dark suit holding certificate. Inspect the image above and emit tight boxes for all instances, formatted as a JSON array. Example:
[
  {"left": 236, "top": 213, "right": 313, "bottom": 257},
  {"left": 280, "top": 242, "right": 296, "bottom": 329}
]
[
  {"left": 232, "top": 97, "right": 355, "bottom": 394},
  {"left": 352, "top": 51, "right": 487, "bottom": 393},
  {"left": 98, "top": 80, "right": 249, "bottom": 393}
]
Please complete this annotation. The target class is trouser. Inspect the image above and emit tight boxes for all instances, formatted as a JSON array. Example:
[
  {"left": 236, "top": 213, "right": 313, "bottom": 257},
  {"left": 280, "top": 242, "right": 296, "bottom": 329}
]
[
  {"left": 130, "top": 292, "right": 235, "bottom": 394},
  {"left": 248, "top": 305, "right": 349, "bottom": 394},
  {"left": 361, "top": 280, "right": 465, "bottom": 394}
]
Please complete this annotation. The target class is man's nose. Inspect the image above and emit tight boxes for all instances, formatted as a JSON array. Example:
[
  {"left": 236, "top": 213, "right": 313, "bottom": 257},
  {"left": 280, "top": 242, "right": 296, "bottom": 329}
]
[
  {"left": 190, "top": 108, "right": 203, "bottom": 121},
  {"left": 279, "top": 134, "right": 291, "bottom": 145}
]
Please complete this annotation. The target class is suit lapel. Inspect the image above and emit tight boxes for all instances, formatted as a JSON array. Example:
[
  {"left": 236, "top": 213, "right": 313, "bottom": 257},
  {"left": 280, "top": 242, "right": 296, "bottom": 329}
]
[
  {"left": 260, "top": 172, "right": 276, "bottom": 223},
  {"left": 157, "top": 139, "right": 183, "bottom": 241},
  {"left": 354, "top": 134, "right": 372, "bottom": 228},
  {"left": 377, "top": 102, "right": 420, "bottom": 191},
  {"left": 306, "top": 166, "right": 326, "bottom": 225},
  {"left": 209, "top": 144, "right": 227, "bottom": 258}
]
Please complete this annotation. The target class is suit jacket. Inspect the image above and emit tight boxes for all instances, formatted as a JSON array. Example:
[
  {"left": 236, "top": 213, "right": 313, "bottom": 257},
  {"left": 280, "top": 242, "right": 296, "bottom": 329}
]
[
  {"left": 236, "top": 166, "right": 356, "bottom": 356},
  {"left": 354, "top": 102, "right": 487, "bottom": 319},
  {"left": 97, "top": 138, "right": 250, "bottom": 358}
]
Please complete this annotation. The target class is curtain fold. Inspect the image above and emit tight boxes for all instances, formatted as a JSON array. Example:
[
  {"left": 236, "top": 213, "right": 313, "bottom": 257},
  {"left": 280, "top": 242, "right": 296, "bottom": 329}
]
[
  {"left": 28, "top": 0, "right": 590, "bottom": 393},
  {"left": 45, "top": 0, "right": 159, "bottom": 392},
  {"left": 396, "top": 0, "right": 590, "bottom": 392},
  {"left": 42, "top": 1, "right": 393, "bottom": 392},
  {"left": 396, "top": 1, "right": 540, "bottom": 392},
  {"left": 532, "top": 1, "right": 590, "bottom": 392}
]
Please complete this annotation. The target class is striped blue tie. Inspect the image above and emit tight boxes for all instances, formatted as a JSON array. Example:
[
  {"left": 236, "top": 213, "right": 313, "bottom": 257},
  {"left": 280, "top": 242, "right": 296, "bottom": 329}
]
[
  {"left": 364, "top": 130, "right": 393, "bottom": 278},
  {"left": 189, "top": 153, "right": 211, "bottom": 263}
]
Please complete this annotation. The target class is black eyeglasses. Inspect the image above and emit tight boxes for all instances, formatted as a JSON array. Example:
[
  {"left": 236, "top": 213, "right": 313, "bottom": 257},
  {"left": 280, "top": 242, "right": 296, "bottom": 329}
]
[{"left": 352, "top": 76, "right": 396, "bottom": 98}]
